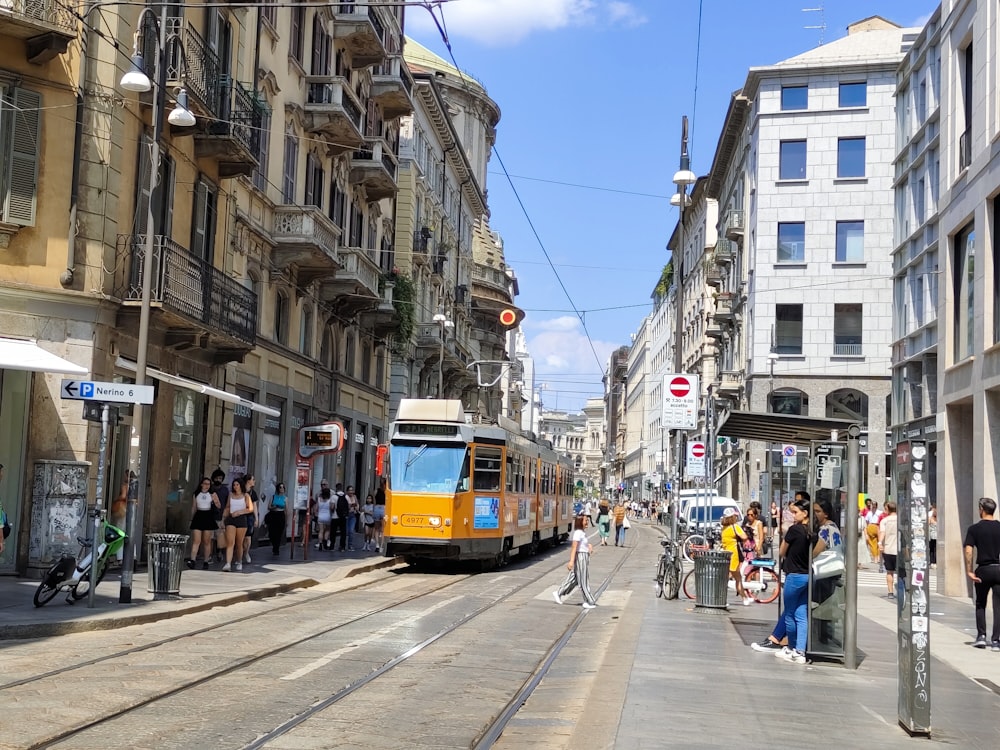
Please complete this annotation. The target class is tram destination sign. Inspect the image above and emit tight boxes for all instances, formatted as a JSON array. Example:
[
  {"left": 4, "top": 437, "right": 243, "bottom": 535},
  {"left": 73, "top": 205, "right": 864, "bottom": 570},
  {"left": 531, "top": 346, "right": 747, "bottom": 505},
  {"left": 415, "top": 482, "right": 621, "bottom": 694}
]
[{"left": 61, "top": 380, "right": 154, "bottom": 404}]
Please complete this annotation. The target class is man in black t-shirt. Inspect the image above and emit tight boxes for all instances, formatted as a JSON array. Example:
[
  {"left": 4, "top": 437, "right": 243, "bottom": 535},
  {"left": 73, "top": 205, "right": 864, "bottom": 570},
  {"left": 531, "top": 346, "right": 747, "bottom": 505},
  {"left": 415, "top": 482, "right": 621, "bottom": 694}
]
[
  {"left": 964, "top": 497, "right": 1000, "bottom": 650},
  {"left": 332, "top": 483, "right": 350, "bottom": 552}
]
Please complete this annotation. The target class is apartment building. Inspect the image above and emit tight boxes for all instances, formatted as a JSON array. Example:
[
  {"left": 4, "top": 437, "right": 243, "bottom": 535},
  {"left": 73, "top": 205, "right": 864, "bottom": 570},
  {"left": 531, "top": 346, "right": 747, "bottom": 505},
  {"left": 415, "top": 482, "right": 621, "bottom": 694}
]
[
  {"left": 706, "top": 17, "right": 914, "bottom": 507},
  {"left": 623, "top": 319, "right": 649, "bottom": 500},
  {"left": 910, "top": 0, "right": 1000, "bottom": 596}
]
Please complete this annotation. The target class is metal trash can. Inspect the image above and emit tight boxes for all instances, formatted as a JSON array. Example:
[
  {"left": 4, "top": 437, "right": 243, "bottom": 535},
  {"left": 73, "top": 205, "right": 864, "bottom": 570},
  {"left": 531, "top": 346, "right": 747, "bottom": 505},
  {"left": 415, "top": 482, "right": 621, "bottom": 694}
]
[
  {"left": 146, "top": 534, "right": 189, "bottom": 600},
  {"left": 694, "top": 550, "right": 733, "bottom": 609}
]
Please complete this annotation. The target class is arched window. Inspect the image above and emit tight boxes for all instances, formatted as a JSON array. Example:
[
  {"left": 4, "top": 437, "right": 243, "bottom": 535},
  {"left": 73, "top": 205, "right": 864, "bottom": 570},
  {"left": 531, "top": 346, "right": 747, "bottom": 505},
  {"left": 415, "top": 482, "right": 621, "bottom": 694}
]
[
  {"left": 274, "top": 290, "right": 289, "bottom": 345},
  {"left": 770, "top": 389, "right": 809, "bottom": 416},
  {"left": 826, "top": 388, "right": 868, "bottom": 422},
  {"left": 344, "top": 330, "right": 356, "bottom": 377},
  {"left": 299, "top": 305, "right": 313, "bottom": 357},
  {"left": 320, "top": 325, "right": 334, "bottom": 370}
]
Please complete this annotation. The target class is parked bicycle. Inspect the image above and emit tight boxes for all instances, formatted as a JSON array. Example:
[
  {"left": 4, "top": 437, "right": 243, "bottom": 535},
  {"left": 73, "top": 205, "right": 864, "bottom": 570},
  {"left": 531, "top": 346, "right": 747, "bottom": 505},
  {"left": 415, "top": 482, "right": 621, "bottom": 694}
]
[
  {"left": 654, "top": 537, "right": 683, "bottom": 600},
  {"left": 681, "top": 555, "right": 781, "bottom": 604},
  {"left": 681, "top": 525, "right": 720, "bottom": 562},
  {"left": 33, "top": 511, "right": 127, "bottom": 607}
]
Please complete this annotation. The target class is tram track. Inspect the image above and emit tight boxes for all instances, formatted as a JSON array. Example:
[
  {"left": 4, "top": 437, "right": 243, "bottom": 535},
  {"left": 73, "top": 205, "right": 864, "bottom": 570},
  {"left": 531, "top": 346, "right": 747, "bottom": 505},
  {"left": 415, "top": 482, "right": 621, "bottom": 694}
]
[{"left": 20, "top": 548, "right": 570, "bottom": 750}]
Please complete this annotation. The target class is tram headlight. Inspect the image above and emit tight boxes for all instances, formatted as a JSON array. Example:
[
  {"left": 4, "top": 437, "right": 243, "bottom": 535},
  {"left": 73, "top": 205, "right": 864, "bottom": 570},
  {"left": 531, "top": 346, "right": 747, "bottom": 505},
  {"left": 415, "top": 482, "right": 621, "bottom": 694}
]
[{"left": 428, "top": 516, "right": 442, "bottom": 527}]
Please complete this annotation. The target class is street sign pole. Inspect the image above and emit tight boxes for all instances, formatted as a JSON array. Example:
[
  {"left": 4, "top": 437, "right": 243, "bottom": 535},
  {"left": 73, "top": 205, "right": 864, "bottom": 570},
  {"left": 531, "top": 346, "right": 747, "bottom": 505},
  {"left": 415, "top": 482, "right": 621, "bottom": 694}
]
[{"left": 88, "top": 403, "right": 110, "bottom": 608}]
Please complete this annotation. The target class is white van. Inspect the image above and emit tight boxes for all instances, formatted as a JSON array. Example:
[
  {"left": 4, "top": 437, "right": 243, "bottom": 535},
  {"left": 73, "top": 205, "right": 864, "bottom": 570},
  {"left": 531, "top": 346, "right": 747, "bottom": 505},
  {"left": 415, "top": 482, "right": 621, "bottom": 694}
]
[{"left": 680, "top": 495, "right": 742, "bottom": 533}]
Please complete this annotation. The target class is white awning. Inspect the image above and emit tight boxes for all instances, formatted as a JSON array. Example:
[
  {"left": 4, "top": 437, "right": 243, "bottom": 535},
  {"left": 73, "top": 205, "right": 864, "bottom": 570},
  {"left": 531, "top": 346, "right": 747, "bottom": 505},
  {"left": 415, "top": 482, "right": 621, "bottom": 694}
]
[
  {"left": 116, "top": 357, "right": 281, "bottom": 418},
  {"left": 0, "top": 337, "right": 88, "bottom": 375}
]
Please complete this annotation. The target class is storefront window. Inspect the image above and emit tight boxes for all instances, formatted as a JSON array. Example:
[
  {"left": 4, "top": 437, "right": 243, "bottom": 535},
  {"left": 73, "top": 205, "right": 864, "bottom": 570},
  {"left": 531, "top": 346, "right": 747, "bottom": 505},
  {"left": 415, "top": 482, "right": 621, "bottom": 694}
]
[
  {"left": 0, "top": 369, "right": 29, "bottom": 571},
  {"left": 165, "top": 389, "right": 205, "bottom": 534},
  {"left": 261, "top": 395, "right": 284, "bottom": 505},
  {"left": 229, "top": 392, "right": 254, "bottom": 485}
]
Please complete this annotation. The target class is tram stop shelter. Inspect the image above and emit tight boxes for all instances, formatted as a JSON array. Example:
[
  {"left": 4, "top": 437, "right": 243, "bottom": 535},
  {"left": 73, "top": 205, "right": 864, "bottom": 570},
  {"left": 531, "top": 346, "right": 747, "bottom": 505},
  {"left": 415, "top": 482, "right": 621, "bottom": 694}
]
[{"left": 715, "top": 410, "right": 860, "bottom": 664}]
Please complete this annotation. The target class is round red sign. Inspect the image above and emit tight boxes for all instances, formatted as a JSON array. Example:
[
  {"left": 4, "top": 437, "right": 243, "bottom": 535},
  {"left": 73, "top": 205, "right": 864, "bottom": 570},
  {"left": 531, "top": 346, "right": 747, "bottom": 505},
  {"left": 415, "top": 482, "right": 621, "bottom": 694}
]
[
  {"left": 691, "top": 443, "right": 705, "bottom": 458},
  {"left": 669, "top": 377, "right": 691, "bottom": 398}
]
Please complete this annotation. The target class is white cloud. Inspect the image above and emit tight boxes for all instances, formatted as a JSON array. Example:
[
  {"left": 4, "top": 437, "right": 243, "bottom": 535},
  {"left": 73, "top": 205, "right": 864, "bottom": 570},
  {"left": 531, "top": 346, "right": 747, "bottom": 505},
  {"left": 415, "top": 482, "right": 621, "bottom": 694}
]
[
  {"left": 407, "top": 0, "right": 646, "bottom": 47},
  {"left": 525, "top": 316, "right": 619, "bottom": 408}
]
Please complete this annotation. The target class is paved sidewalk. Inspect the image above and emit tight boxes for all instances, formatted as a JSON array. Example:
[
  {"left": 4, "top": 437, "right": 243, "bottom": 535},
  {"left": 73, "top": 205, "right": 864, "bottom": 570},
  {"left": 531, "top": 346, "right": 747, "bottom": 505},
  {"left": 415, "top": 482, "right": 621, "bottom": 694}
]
[{"left": 0, "top": 544, "right": 400, "bottom": 640}]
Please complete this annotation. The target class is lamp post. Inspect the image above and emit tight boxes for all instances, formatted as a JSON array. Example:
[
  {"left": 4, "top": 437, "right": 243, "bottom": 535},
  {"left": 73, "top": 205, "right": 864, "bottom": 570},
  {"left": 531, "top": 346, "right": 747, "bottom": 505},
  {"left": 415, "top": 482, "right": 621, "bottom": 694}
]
[
  {"left": 766, "top": 350, "right": 779, "bottom": 547},
  {"left": 670, "top": 115, "right": 696, "bottom": 541},
  {"left": 432, "top": 312, "right": 453, "bottom": 398},
  {"left": 117, "top": 7, "right": 196, "bottom": 602}
]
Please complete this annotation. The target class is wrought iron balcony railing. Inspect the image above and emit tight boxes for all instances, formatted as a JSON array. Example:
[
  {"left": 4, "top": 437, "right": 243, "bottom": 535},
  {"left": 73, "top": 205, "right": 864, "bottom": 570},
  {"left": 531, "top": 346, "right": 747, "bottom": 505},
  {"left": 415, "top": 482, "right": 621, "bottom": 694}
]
[{"left": 116, "top": 234, "right": 257, "bottom": 345}]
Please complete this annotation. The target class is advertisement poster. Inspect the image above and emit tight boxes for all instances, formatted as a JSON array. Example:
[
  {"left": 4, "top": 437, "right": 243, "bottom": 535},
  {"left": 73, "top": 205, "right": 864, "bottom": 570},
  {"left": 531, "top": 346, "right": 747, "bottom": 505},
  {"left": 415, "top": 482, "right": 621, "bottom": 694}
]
[{"left": 474, "top": 496, "right": 499, "bottom": 529}]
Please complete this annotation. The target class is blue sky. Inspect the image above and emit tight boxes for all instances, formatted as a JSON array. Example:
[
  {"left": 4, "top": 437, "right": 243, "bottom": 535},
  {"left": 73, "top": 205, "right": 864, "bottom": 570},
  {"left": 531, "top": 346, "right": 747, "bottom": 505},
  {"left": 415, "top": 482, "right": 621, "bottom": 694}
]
[{"left": 406, "top": 0, "right": 937, "bottom": 413}]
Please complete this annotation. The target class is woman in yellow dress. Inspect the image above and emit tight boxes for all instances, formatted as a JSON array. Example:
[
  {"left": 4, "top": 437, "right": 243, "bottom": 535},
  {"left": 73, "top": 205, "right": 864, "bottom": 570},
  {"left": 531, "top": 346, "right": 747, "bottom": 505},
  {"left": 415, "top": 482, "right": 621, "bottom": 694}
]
[{"left": 721, "top": 508, "right": 753, "bottom": 606}]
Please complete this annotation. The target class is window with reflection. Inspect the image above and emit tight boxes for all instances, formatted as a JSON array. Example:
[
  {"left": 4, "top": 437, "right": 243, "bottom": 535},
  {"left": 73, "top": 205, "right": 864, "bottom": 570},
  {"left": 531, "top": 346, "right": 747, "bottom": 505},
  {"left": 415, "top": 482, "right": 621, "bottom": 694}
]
[
  {"left": 826, "top": 389, "right": 868, "bottom": 421},
  {"left": 770, "top": 389, "right": 808, "bottom": 415}
]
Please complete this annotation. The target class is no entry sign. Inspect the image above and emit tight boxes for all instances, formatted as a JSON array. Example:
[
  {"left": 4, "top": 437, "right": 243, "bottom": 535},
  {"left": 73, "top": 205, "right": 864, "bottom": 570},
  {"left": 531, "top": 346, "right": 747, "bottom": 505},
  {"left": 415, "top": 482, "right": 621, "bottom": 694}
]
[
  {"left": 687, "top": 440, "right": 707, "bottom": 477},
  {"left": 662, "top": 373, "right": 699, "bottom": 429}
]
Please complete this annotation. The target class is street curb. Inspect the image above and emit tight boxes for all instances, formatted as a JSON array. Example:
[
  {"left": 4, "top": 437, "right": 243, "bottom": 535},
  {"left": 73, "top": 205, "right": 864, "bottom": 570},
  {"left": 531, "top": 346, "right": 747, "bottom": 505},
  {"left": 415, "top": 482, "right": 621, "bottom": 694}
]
[{"left": 0, "top": 557, "right": 403, "bottom": 640}]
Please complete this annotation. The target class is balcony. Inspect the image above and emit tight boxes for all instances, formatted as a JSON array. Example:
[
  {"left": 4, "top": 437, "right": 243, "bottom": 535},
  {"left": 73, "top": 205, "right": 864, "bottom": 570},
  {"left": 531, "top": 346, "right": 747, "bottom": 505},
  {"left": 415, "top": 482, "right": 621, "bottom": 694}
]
[
  {"left": 0, "top": 0, "right": 76, "bottom": 63},
  {"left": 705, "top": 320, "right": 724, "bottom": 339},
  {"left": 319, "top": 245, "right": 381, "bottom": 314},
  {"left": 712, "top": 294, "right": 736, "bottom": 324},
  {"left": 304, "top": 76, "right": 365, "bottom": 153},
  {"left": 350, "top": 137, "right": 398, "bottom": 201},
  {"left": 724, "top": 209, "right": 744, "bottom": 241},
  {"left": 715, "top": 238, "right": 735, "bottom": 265},
  {"left": 271, "top": 206, "right": 341, "bottom": 286},
  {"left": 146, "top": 20, "right": 223, "bottom": 120},
  {"left": 195, "top": 80, "right": 264, "bottom": 178},
  {"left": 334, "top": 3, "right": 388, "bottom": 68},
  {"left": 833, "top": 342, "right": 863, "bottom": 357},
  {"left": 703, "top": 254, "right": 723, "bottom": 288},
  {"left": 959, "top": 129, "right": 971, "bottom": 171},
  {"left": 371, "top": 58, "right": 414, "bottom": 119},
  {"left": 115, "top": 234, "right": 257, "bottom": 360},
  {"left": 359, "top": 280, "right": 401, "bottom": 338},
  {"left": 471, "top": 263, "right": 515, "bottom": 304},
  {"left": 718, "top": 370, "right": 743, "bottom": 399}
]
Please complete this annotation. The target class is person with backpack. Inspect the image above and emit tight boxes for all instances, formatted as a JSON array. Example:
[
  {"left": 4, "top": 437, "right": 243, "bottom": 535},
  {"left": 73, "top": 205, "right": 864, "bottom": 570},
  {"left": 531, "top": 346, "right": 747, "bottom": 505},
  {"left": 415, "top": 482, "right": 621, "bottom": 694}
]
[
  {"left": 332, "top": 483, "right": 350, "bottom": 552},
  {"left": 596, "top": 498, "right": 611, "bottom": 546}
]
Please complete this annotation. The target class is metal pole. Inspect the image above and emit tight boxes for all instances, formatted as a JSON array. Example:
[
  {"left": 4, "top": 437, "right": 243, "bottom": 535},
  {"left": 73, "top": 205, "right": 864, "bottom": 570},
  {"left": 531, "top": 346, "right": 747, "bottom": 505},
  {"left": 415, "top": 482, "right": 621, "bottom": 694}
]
[
  {"left": 438, "top": 324, "right": 444, "bottom": 398},
  {"left": 89, "top": 403, "right": 110, "bottom": 608},
  {"left": 671, "top": 119, "right": 689, "bottom": 543},
  {"left": 121, "top": 6, "right": 167, "bottom": 603},
  {"left": 844, "top": 424, "right": 861, "bottom": 669}
]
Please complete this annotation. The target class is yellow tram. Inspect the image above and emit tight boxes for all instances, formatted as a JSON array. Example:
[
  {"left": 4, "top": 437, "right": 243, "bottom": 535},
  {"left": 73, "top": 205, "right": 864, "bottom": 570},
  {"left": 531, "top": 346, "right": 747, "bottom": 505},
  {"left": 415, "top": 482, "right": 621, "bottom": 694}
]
[{"left": 383, "top": 399, "right": 575, "bottom": 565}]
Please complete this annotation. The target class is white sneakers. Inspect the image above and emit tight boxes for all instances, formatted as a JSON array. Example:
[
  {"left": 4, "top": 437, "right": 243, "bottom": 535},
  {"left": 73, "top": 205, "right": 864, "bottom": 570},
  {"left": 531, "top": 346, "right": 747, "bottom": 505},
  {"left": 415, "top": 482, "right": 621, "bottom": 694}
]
[
  {"left": 552, "top": 591, "right": 563, "bottom": 605},
  {"left": 582, "top": 602, "right": 597, "bottom": 609},
  {"left": 222, "top": 563, "right": 231, "bottom": 572},
  {"left": 234, "top": 562, "right": 243, "bottom": 571},
  {"left": 244, "top": 553, "right": 252, "bottom": 564},
  {"left": 775, "top": 646, "right": 806, "bottom": 664},
  {"left": 743, "top": 596, "right": 754, "bottom": 606}
]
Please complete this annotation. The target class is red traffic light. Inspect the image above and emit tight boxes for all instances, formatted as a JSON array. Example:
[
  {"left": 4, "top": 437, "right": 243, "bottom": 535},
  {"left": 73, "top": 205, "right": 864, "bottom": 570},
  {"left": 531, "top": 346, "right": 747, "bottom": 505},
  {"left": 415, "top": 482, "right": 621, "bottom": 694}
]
[{"left": 499, "top": 309, "right": 517, "bottom": 326}]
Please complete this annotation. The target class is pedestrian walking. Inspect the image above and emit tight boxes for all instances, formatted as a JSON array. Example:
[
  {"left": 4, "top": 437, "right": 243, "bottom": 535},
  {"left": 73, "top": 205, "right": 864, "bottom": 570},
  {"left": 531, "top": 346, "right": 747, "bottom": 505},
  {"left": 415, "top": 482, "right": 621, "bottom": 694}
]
[
  {"left": 373, "top": 478, "right": 387, "bottom": 549},
  {"left": 928, "top": 505, "right": 938, "bottom": 567},
  {"left": 864, "top": 499, "right": 883, "bottom": 568},
  {"left": 314, "top": 484, "right": 333, "bottom": 550},
  {"left": 345, "top": 485, "right": 360, "bottom": 551},
  {"left": 186, "top": 477, "right": 220, "bottom": 569},
  {"left": 210, "top": 468, "right": 229, "bottom": 563},
  {"left": 775, "top": 497, "right": 812, "bottom": 664},
  {"left": 964, "top": 497, "right": 1000, "bottom": 650},
  {"left": 552, "top": 514, "right": 598, "bottom": 609},
  {"left": 221, "top": 477, "right": 253, "bottom": 572},
  {"left": 265, "top": 483, "right": 287, "bottom": 556},
  {"left": 362, "top": 493, "right": 376, "bottom": 550},
  {"left": 332, "top": 483, "right": 350, "bottom": 551},
  {"left": 242, "top": 474, "right": 259, "bottom": 564},
  {"left": 878, "top": 501, "right": 898, "bottom": 598},
  {"left": 596, "top": 497, "right": 611, "bottom": 546},
  {"left": 720, "top": 508, "right": 753, "bottom": 606},
  {"left": 613, "top": 500, "right": 627, "bottom": 546}
]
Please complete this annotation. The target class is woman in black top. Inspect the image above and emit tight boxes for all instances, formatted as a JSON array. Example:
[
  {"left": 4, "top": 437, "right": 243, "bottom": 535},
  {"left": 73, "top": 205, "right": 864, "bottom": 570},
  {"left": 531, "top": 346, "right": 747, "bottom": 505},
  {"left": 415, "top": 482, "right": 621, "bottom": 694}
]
[{"left": 776, "top": 499, "right": 812, "bottom": 664}]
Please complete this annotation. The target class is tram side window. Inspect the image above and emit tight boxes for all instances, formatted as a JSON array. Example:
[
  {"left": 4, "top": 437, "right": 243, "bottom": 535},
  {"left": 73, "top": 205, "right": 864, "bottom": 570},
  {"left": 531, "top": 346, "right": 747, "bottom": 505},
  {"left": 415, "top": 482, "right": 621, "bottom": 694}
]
[
  {"left": 506, "top": 453, "right": 514, "bottom": 491},
  {"left": 474, "top": 447, "right": 502, "bottom": 491}
]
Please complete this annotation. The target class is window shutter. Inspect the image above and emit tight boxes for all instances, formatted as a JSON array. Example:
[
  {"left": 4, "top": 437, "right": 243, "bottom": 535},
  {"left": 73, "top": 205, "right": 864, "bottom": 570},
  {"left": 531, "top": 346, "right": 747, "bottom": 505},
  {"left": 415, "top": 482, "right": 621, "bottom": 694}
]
[{"left": 5, "top": 88, "right": 41, "bottom": 226}]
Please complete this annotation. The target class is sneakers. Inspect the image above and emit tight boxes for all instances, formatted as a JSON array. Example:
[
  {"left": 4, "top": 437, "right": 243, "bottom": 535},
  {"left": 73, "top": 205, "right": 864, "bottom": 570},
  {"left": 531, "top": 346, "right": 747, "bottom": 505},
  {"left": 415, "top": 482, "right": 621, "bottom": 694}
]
[
  {"left": 973, "top": 635, "right": 988, "bottom": 648},
  {"left": 222, "top": 563, "right": 231, "bottom": 572},
  {"left": 185, "top": 558, "right": 195, "bottom": 570},
  {"left": 552, "top": 591, "right": 563, "bottom": 605},
  {"left": 774, "top": 646, "right": 793, "bottom": 659},
  {"left": 992, "top": 641, "right": 1000, "bottom": 652},
  {"left": 244, "top": 553, "right": 252, "bottom": 564},
  {"left": 778, "top": 648, "right": 807, "bottom": 664},
  {"left": 202, "top": 561, "right": 210, "bottom": 570},
  {"left": 743, "top": 596, "right": 754, "bottom": 607},
  {"left": 315, "top": 543, "right": 321, "bottom": 550},
  {"left": 582, "top": 602, "right": 597, "bottom": 609},
  {"left": 751, "top": 638, "right": 782, "bottom": 652},
  {"left": 234, "top": 562, "right": 243, "bottom": 571}
]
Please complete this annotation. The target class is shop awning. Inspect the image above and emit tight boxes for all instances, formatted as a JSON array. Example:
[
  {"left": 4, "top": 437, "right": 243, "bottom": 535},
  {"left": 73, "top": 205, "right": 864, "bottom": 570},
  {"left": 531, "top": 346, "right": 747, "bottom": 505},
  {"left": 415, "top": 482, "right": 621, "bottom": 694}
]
[
  {"left": 0, "top": 337, "right": 88, "bottom": 375},
  {"left": 116, "top": 357, "right": 281, "bottom": 418},
  {"left": 716, "top": 410, "right": 857, "bottom": 445}
]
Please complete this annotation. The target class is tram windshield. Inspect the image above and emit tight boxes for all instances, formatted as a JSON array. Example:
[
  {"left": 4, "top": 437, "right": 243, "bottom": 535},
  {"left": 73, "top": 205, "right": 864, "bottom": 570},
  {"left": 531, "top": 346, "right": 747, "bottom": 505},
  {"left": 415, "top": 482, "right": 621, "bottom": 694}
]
[{"left": 390, "top": 443, "right": 469, "bottom": 493}]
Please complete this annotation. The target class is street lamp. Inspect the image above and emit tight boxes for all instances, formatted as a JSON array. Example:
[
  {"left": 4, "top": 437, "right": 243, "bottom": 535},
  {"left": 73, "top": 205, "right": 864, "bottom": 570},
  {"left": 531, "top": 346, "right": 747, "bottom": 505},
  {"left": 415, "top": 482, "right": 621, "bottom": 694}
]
[
  {"left": 432, "top": 312, "right": 453, "bottom": 398},
  {"left": 670, "top": 115, "right": 696, "bottom": 541},
  {"left": 116, "top": 7, "right": 197, "bottom": 602}
]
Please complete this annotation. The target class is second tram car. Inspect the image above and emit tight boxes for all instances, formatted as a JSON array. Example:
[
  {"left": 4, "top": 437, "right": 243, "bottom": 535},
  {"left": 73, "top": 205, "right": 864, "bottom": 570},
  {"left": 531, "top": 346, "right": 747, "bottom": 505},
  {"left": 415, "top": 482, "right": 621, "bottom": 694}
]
[{"left": 383, "top": 399, "right": 575, "bottom": 565}]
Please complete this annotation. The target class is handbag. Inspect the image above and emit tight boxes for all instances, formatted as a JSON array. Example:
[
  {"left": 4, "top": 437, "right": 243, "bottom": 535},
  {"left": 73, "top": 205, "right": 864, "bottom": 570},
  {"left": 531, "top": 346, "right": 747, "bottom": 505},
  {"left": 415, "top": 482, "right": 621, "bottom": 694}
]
[
  {"left": 622, "top": 516, "right": 631, "bottom": 529},
  {"left": 812, "top": 549, "right": 846, "bottom": 580}
]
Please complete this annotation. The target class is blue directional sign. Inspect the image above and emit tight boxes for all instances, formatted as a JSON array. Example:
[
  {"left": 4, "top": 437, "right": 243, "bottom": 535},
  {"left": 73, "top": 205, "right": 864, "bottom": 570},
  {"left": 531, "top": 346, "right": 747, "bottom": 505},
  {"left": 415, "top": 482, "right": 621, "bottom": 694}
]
[{"left": 61, "top": 380, "right": 154, "bottom": 404}]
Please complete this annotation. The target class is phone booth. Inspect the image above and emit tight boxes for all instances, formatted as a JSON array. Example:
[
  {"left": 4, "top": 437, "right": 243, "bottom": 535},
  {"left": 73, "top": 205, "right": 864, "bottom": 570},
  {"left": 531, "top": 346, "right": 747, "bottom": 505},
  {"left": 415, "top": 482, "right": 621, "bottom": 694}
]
[{"left": 806, "top": 441, "right": 848, "bottom": 663}]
